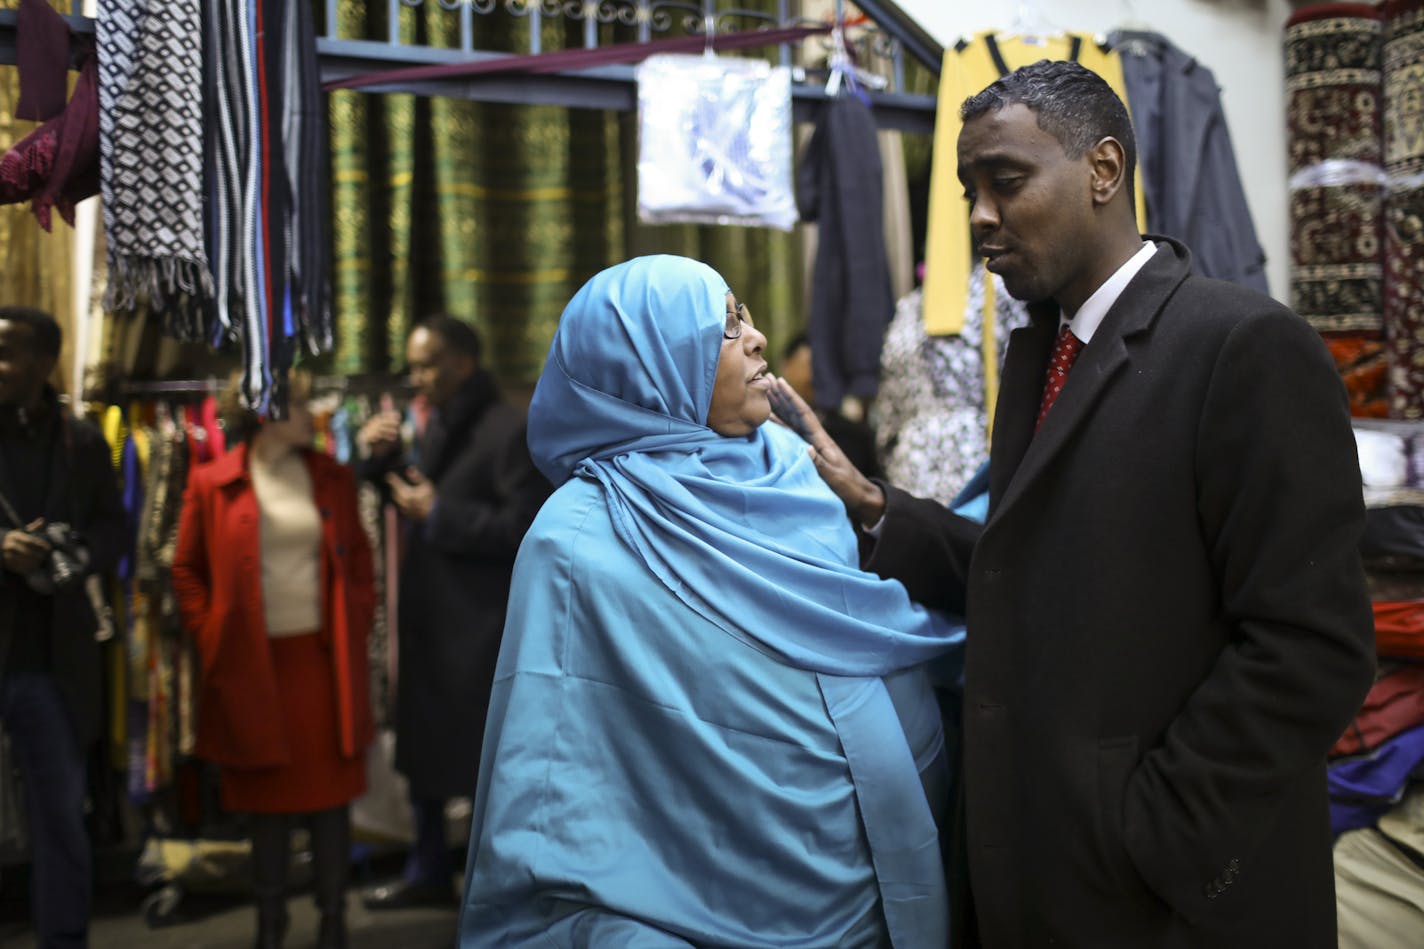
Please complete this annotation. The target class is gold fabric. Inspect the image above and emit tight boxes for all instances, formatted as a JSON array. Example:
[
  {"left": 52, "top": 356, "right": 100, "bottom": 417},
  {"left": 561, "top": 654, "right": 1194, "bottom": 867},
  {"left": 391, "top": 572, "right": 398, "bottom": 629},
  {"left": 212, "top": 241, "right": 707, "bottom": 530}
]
[{"left": 324, "top": 0, "right": 803, "bottom": 383}]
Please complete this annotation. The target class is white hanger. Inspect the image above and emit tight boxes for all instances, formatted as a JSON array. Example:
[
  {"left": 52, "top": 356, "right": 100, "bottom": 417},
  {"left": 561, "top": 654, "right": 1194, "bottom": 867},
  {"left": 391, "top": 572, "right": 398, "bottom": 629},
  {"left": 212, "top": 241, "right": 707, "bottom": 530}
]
[
  {"left": 1113, "top": 0, "right": 1155, "bottom": 57},
  {"left": 824, "top": 14, "right": 889, "bottom": 97},
  {"left": 1118, "top": 0, "right": 1152, "bottom": 31},
  {"left": 1000, "top": 2, "right": 1061, "bottom": 46}
]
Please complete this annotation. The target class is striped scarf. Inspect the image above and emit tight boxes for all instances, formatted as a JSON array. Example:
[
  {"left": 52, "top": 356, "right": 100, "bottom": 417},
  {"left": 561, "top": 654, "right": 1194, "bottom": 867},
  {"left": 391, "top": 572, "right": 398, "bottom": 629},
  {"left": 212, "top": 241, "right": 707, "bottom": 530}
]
[{"left": 204, "top": 0, "right": 330, "bottom": 414}]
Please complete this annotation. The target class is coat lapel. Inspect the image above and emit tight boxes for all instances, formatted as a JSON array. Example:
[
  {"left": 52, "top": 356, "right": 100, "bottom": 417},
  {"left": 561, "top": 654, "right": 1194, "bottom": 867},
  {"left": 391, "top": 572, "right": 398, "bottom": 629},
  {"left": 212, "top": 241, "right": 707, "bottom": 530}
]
[
  {"left": 988, "top": 239, "right": 1193, "bottom": 527},
  {"left": 989, "top": 317, "right": 1055, "bottom": 509}
]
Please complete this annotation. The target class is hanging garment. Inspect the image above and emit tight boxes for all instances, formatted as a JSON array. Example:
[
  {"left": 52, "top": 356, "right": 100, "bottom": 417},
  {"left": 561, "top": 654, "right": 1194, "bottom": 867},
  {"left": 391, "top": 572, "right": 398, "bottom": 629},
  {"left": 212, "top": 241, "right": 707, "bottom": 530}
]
[
  {"left": 875, "top": 272, "right": 1029, "bottom": 506},
  {"left": 97, "top": 0, "right": 212, "bottom": 330},
  {"left": 797, "top": 93, "right": 894, "bottom": 407},
  {"left": 921, "top": 32, "right": 1145, "bottom": 335},
  {"left": 0, "top": 0, "right": 99, "bottom": 231},
  {"left": 1111, "top": 30, "right": 1268, "bottom": 293}
]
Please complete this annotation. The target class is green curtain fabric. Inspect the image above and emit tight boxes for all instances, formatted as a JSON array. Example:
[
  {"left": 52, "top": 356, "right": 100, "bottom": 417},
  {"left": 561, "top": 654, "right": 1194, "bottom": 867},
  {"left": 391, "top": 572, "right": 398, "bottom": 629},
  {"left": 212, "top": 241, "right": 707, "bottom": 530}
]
[
  {"left": 327, "top": 0, "right": 420, "bottom": 375},
  {"left": 322, "top": 0, "right": 804, "bottom": 385}
]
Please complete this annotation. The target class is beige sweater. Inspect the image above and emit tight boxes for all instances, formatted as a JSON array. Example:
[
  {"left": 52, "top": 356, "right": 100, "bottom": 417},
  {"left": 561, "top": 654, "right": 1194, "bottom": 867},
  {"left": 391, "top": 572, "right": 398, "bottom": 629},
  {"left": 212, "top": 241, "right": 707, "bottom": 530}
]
[{"left": 249, "top": 450, "right": 322, "bottom": 637}]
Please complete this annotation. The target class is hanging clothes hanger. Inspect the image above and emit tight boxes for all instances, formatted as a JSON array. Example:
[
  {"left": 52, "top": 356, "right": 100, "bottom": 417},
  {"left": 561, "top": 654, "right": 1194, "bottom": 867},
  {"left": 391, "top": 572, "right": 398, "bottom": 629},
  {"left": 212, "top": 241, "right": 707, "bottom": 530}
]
[
  {"left": 999, "top": 2, "right": 1062, "bottom": 46},
  {"left": 824, "top": 0, "right": 887, "bottom": 100},
  {"left": 1113, "top": 0, "right": 1156, "bottom": 57}
]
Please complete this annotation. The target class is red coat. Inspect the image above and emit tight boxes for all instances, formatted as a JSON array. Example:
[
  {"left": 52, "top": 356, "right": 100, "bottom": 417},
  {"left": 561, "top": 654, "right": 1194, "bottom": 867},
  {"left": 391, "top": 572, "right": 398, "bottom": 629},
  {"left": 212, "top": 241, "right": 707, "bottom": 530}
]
[{"left": 172, "top": 444, "right": 375, "bottom": 769}]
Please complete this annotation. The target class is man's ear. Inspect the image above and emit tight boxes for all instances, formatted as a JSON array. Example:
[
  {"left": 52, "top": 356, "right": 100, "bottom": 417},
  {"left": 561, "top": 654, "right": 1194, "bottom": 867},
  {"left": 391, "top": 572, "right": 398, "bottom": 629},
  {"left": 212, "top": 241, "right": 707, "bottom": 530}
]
[{"left": 1088, "top": 136, "right": 1128, "bottom": 207}]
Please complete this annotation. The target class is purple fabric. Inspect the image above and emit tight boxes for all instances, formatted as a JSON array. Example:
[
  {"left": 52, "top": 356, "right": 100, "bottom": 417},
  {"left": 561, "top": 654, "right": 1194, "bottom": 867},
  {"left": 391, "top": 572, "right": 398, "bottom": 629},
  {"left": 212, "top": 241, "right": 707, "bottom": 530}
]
[
  {"left": 1330, "top": 797, "right": 1393, "bottom": 836},
  {"left": 1329, "top": 720, "right": 1424, "bottom": 801}
]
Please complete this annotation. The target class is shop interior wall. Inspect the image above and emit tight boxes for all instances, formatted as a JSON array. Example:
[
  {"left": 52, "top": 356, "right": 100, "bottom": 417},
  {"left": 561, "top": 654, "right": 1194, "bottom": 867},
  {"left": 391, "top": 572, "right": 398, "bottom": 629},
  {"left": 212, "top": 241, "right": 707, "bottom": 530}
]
[{"left": 895, "top": 0, "right": 1296, "bottom": 304}]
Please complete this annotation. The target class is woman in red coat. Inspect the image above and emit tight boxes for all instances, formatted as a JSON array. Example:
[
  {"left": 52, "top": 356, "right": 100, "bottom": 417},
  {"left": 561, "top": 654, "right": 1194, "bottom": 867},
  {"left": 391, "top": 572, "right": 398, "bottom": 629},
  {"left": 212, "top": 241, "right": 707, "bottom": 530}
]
[{"left": 172, "top": 374, "right": 375, "bottom": 949}]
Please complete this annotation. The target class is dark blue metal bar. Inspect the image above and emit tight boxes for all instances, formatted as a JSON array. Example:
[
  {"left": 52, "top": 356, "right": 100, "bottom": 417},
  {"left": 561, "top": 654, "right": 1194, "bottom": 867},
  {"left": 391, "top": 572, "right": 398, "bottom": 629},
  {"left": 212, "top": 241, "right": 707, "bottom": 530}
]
[
  {"left": 0, "top": 3, "right": 939, "bottom": 130},
  {"left": 316, "top": 38, "right": 934, "bottom": 133}
]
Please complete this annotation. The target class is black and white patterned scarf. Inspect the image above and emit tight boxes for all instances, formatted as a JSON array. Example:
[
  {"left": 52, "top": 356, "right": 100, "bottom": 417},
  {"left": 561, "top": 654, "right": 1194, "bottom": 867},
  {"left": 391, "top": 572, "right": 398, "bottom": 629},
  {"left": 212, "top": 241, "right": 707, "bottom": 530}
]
[{"left": 97, "top": 0, "right": 212, "bottom": 337}]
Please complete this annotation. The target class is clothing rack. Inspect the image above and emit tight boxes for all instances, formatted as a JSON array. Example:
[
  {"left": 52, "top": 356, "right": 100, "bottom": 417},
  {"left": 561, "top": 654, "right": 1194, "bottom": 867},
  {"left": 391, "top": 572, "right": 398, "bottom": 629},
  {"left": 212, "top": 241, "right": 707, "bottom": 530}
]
[
  {"left": 0, "top": 1, "right": 942, "bottom": 133},
  {"left": 85, "top": 375, "right": 411, "bottom": 400}
]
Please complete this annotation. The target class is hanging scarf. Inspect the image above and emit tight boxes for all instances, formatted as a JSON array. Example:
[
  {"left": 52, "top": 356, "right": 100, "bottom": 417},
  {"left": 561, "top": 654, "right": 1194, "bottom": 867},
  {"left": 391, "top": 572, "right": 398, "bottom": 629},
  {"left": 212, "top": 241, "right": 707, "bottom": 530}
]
[{"left": 97, "top": 0, "right": 213, "bottom": 335}]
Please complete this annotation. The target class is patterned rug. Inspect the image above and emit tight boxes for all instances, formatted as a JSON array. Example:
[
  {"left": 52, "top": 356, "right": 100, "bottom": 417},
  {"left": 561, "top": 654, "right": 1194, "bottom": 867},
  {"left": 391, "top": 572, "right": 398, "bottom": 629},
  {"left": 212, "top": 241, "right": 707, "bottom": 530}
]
[
  {"left": 1286, "top": 5, "right": 1385, "bottom": 336},
  {"left": 1383, "top": 0, "right": 1424, "bottom": 418}
]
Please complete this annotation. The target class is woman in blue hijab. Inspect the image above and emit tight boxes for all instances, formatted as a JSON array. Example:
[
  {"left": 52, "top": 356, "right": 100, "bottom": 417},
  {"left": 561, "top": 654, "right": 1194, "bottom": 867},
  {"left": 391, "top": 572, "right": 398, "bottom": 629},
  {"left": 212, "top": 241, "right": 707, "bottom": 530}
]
[{"left": 459, "top": 256, "right": 964, "bottom": 948}]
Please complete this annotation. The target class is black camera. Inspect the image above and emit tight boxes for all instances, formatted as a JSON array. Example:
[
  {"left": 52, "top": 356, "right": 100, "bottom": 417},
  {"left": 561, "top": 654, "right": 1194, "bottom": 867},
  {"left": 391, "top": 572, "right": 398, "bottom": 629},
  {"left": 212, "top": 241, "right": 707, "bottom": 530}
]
[{"left": 23, "top": 522, "right": 90, "bottom": 595}]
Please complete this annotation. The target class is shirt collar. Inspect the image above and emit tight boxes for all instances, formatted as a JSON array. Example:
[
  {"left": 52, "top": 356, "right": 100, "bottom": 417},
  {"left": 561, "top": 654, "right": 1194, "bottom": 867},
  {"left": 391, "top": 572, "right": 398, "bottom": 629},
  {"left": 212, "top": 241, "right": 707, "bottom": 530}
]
[{"left": 1062, "top": 240, "right": 1156, "bottom": 343}]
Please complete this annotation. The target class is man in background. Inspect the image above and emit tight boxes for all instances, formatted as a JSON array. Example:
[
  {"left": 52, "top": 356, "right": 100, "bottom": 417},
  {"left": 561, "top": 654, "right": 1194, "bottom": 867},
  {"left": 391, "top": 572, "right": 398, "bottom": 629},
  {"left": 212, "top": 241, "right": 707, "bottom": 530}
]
[
  {"left": 358, "top": 315, "right": 549, "bottom": 909},
  {"left": 0, "top": 307, "right": 124, "bottom": 949}
]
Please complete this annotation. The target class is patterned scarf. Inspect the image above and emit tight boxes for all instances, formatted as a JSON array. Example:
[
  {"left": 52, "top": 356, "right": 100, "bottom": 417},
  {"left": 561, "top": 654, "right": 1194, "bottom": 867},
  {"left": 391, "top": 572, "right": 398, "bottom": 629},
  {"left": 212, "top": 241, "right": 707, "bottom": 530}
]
[{"left": 97, "top": 0, "right": 212, "bottom": 337}]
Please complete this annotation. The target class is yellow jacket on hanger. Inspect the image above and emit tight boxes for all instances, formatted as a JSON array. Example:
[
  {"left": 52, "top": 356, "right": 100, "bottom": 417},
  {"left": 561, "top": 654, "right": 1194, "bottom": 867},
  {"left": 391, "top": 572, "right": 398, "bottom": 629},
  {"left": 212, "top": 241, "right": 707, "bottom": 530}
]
[{"left": 923, "top": 32, "right": 1146, "bottom": 336}]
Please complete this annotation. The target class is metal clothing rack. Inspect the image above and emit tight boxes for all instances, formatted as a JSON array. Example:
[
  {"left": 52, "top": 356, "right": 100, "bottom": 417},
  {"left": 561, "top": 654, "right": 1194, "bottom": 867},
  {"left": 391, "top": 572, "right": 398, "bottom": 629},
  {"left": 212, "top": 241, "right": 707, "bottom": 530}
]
[
  {"left": 86, "top": 374, "right": 410, "bottom": 401},
  {"left": 0, "top": 1, "right": 942, "bottom": 133}
]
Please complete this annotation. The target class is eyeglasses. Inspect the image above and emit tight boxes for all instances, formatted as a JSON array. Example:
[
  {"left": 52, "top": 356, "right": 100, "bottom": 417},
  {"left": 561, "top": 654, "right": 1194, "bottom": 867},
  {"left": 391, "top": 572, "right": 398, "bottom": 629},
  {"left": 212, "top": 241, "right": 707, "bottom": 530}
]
[{"left": 724, "top": 302, "right": 751, "bottom": 340}]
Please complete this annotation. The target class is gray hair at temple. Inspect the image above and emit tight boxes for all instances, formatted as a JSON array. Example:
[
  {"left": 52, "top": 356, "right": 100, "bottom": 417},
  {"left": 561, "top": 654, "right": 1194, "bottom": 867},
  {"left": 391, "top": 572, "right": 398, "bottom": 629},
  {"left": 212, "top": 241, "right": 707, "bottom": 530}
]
[{"left": 960, "top": 59, "right": 1137, "bottom": 202}]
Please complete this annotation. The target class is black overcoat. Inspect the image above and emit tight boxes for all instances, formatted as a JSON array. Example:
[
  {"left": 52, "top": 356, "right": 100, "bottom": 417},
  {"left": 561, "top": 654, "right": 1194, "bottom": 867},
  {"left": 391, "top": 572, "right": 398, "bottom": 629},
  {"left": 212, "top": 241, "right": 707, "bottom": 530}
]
[
  {"left": 869, "top": 239, "right": 1375, "bottom": 947},
  {"left": 379, "top": 373, "right": 550, "bottom": 798}
]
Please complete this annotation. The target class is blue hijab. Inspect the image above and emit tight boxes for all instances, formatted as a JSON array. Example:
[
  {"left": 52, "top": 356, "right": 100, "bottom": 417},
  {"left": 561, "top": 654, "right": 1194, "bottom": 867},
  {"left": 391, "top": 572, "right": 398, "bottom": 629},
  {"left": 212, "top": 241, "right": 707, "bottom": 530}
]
[
  {"left": 511, "top": 255, "right": 961, "bottom": 945},
  {"left": 529, "top": 254, "right": 959, "bottom": 677}
]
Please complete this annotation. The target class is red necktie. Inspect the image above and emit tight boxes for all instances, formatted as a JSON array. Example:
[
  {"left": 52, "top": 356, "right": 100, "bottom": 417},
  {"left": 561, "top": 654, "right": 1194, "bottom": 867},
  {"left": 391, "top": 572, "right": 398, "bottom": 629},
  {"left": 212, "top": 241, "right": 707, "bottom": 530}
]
[{"left": 1035, "top": 324, "right": 1084, "bottom": 432}]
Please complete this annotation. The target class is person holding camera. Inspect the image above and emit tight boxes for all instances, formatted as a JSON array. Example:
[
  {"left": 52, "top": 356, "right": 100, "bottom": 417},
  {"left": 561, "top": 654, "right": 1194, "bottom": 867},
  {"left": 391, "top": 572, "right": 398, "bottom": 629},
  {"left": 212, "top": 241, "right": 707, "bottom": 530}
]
[{"left": 0, "top": 306, "right": 125, "bottom": 949}]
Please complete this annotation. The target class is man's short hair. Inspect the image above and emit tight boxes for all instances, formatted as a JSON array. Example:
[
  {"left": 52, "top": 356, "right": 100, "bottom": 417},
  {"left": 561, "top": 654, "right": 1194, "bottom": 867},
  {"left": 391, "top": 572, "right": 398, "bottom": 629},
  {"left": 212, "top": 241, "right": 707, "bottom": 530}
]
[
  {"left": 413, "top": 314, "right": 483, "bottom": 362},
  {"left": 960, "top": 59, "right": 1137, "bottom": 194},
  {"left": 0, "top": 306, "right": 62, "bottom": 360}
]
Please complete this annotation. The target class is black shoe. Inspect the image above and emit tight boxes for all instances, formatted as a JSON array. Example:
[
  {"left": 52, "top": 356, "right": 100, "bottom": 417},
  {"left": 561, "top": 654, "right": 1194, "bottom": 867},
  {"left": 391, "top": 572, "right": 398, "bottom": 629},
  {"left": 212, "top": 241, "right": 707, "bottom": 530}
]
[{"left": 361, "top": 878, "right": 457, "bottom": 911}]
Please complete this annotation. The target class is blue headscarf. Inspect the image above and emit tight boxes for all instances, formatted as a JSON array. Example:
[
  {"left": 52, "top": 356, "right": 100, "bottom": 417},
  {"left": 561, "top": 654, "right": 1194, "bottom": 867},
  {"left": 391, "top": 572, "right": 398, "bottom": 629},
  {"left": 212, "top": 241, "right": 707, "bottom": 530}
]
[{"left": 529, "top": 254, "right": 960, "bottom": 677}]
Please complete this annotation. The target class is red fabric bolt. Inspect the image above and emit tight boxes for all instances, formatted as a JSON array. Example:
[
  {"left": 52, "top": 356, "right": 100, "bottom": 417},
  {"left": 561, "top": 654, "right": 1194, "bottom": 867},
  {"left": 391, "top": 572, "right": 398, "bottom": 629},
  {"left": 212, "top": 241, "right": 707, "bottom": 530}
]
[
  {"left": 1330, "top": 660, "right": 1424, "bottom": 758},
  {"left": 1035, "top": 324, "right": 1083, "bottom": 432}
]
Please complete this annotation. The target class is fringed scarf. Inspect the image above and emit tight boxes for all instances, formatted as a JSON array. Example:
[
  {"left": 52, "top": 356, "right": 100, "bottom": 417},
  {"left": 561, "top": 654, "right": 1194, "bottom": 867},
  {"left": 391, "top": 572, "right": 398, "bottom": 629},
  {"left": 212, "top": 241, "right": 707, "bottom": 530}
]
[{"left": 97, "top": 0, "right": 213, "bottom": 337}]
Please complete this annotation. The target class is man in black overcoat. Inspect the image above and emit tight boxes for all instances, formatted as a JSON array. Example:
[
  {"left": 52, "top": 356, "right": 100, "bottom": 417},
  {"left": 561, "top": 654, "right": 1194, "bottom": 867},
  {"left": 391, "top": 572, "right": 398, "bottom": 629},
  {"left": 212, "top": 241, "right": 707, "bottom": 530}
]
[
  {"left": 359, "top": 315, "right": 549, "bottom": 909},
  {"left": 778, "top": 60, "right": 1375, "bottom": 947}
]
